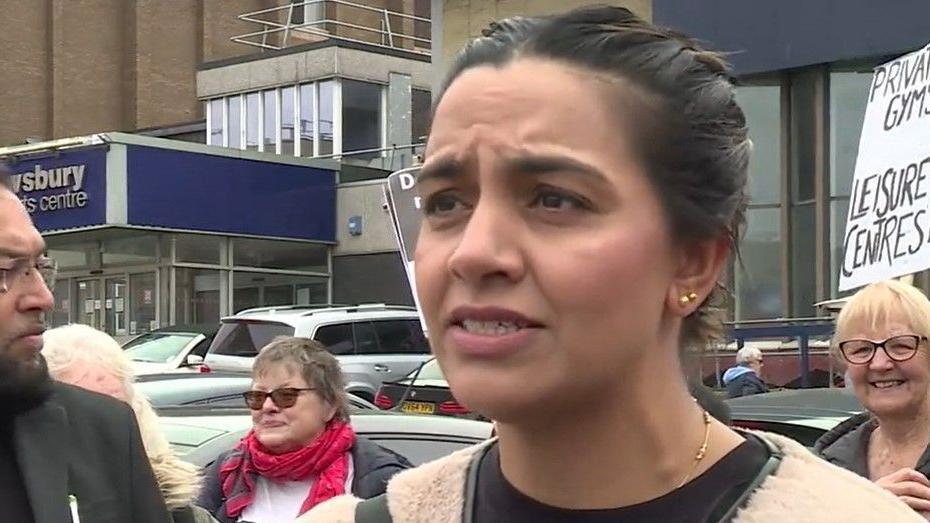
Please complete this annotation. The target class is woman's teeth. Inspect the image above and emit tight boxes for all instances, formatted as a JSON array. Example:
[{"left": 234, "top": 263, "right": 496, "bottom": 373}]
[
  {"left": 872, "top": 380, "right": 905, "bottom": 389},
  {"left": 461, "top": 319, "right": 521, "bottom": 336}
]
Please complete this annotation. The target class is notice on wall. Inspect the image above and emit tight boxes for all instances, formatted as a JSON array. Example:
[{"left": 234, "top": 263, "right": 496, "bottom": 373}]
[
  {"left": 384, "top": 168, "right": 428, "bottom": 336},
  {"left": 839, "top": 42, "right": 930, "bottom": 291}
]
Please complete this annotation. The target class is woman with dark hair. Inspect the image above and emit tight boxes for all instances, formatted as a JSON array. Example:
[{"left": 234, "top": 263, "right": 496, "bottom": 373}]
[{"left": 301, "top": 6, "right": 919, "bottom": 523}]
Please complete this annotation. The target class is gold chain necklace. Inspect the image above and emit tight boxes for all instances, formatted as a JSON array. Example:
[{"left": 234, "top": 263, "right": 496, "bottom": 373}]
[{"left": 676, "top": 409, "right": 711, "bottom": 489}]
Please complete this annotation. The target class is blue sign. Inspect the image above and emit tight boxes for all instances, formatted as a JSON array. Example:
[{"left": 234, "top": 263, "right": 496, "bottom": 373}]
[
  {"left": 7, "top": 147, "right": 107, "bottom": 232},
  {"left": 126, "top": 146, "right": 336, "bottom": 242}
]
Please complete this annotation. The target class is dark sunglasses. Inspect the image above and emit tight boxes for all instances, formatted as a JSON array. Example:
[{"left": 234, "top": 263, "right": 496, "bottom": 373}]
[{"left": 242, "top": 387, "right": 315, "bottom": 410}]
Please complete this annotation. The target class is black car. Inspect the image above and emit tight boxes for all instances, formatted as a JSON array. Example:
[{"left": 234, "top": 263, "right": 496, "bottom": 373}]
[
  {"left": 726, "top": 388, "right": 863, "bottom": 447},
  {"left": 375, "top": 359, "right": 483, "bottom": 420}
]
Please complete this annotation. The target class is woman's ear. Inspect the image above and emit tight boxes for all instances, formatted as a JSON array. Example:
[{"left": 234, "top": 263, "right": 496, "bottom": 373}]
[
  {"left": 667, "top": 236, "right": 731, "bottom": 317},
  {"left": 324, "top": 402, "right": 338, "bottom": 423}
]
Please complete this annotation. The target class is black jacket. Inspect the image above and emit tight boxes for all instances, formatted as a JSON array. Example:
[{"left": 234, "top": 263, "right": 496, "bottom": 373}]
[
  {"left": 197, "top": 436, "right": 412, "bottom": 522},
  {"left": 814, "top": 412, "right": 930, "bottom": 478},
  {"left": 724, "top": 369, "right": 768, "bottom": 399},
  {"left": 10, "top": 382, "right": 171, "bottom": 523}
]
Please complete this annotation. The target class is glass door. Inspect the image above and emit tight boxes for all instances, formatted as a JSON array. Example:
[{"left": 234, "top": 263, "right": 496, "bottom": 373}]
[
  {"left": 76, "top": 279, "right": 103, "bottom": 331},
  {"left": 104, "top": 276, "right": 128, "bottom": 338}
]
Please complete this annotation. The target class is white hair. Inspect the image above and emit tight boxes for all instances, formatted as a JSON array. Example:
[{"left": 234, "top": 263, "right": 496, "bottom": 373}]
[
  {"left": 42, "top": 324, "right": 202, "bottom": 509},
  {"left": 735, "top": 346, "right": 763, "bottom": 365}
]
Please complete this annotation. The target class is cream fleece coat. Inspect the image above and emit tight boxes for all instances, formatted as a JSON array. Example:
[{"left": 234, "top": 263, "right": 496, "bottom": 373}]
[{"left": 296, "top": 433, "right": 924, "bottom": 523}]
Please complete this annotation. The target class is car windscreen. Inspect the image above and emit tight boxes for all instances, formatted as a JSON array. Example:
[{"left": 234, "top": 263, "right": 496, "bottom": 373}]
[
  {"left": 123, "top": 333, "right": 198, "bottom": 363},
  {"left": 208, "top": 320, "right": 295, "bottom": 357}
]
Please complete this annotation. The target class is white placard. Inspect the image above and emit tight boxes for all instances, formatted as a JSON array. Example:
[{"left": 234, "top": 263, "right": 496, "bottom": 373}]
[
  {"left": 839, "top": 42, "right": 930, "bottom": 291},
  {"left": 384, "top": 171, "right": 429, "bottom": 336}
]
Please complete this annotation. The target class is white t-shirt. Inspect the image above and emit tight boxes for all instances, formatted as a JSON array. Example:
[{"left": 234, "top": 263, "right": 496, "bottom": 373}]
[{"left": 238, "top": 454, "right": 354, "bottom": 523}]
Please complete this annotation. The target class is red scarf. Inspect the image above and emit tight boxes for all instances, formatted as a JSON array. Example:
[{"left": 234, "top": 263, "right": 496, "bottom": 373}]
[{"left": 219, "top": 420, "right": 356, "bottom": 519}]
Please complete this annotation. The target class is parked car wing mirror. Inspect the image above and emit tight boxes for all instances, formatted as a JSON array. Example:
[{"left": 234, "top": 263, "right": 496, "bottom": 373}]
[{"left": 185, "top": 354, "right": 205, "bottom": 366}]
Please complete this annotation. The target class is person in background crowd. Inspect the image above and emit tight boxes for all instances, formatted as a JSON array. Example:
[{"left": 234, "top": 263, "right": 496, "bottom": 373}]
[
  {"left": 197, "top": 337, "right": 410, "bottom": 523},
  {"left": 816, "top": 280, "right": 930, "bottom": 519},
  {"left": 723, "top": 347, "right": 768, "bottom": 398},
  {"left": 301, "top": 6, "right": 919, "bottom": 523},
  {"left": 42, "top": 323, "right": 218, "bottom": 523},
  {"left": 0, "top": 173, "right": 170, "bottom": 522}
]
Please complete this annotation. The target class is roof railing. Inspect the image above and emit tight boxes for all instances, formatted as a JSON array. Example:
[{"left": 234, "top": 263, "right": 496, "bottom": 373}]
[{"left": 232, "top": 0, "right": 430, "bottom": 56}]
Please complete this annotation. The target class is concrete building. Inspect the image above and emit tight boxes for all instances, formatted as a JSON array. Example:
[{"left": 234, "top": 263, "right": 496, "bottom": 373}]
[{"left": 0, "top": 1, "right": 432, "bottom": 340}]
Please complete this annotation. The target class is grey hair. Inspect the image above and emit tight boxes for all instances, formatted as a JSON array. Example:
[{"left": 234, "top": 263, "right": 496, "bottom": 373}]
[
  {"left": 253, "top": 336, "right": 350, "bottom": 421},
  {"left": 735, "top": 346, "right": 763, "bottom": 365}
]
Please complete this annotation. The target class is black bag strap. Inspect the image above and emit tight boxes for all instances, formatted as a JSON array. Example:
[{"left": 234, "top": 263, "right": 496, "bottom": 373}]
[
  {"left": 716, "top": 432, "right": 784, "bottom": 523},
  {"left": 355, "top": 443, "right": 493, "bottom": 523}
]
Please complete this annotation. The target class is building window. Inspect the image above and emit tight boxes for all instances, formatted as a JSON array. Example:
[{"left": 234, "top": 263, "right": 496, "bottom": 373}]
[
  {"left": 412, "top": 88, "right": 431, "bottom": 144},
  {"left": 299, "top": 83, "right": 316, "bottom": 156},
  {"left": 175, "top": 234, "right": 223, "bottom": 265},
  {"left": 233, "top": 272, "right": 328, "bottom": 313},
  {"left": 101, "top": 235, "right": 159, "bottom": 266},
  {"left": 342, "top": 79, "right": 382, "bottom": 158},
  {"left": 789, "top": 70, "right": 820, "bottom": 316},
  {"left": 319, "top": 80, "right": 335, "bottom": 155},
  {"left": 208, "top": 99, "right": 223, "bottom": 146},
  {"left": 130, "top": 272, "right": 157, "bottom": 335},
  {"left": 282, "top": 86, "right": 296, "bottom": 155},
  {"left": 175, "top": 268, "right": 223, "bottom": 325},
  {"left": 829, "top": 69, "right": 872, "bottom": 295},
  {"left": 227, "top": 96, "right": 242, "bottom": 149},
  {"left": 733, "top": 82, "right": 784, "bottom": 319},
  {"left": 246, "top": 92, "right": 260, "bottom": 151},
  {"left": 736, "top": 208, "right": 784, "bottom": 320},
  {"left": 263, "top": 89, "right": 278, "bottom": 153},
  {"left": 233, "top": 237, "right": 328, "bottom": 273}
]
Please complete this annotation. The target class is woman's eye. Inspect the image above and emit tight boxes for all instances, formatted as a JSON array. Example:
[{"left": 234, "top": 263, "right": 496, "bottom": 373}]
[
  {"left": 423, "top": 193, "right": 467, "bottom": 216},
  {"left": 532, "top": 190, "right": 586, "bottom": 211}
]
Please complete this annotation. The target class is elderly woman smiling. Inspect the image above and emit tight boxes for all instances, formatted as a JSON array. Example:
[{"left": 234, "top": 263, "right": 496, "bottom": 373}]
[
  {"left": 816, "top": 280, "right": 930, "bottom": 518},
  {"left": 197, "top": 337, "right": 410, "bottom": 523}
]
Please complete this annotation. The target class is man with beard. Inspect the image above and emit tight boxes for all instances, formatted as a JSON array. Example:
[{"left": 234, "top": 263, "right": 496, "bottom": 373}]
[{"left": 0, "top": 179, "right": 170, "bottom": 522}]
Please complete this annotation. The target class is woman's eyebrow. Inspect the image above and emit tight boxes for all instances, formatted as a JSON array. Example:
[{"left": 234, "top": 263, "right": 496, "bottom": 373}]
[
  {"left": 418, "top": 157, "right": 463, "bottom": 184},
  {"left": 505, "top": 154, "right": 608, "bottom": 183}
]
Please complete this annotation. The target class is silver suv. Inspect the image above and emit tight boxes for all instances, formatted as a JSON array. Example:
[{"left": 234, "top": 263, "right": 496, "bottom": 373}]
[{"left": 203, "top": 304, "right": 430, "bottom": 402}]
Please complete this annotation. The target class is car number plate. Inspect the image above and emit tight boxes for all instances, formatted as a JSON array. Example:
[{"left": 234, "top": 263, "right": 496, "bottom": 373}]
[{"left": 402, "top": 401, "right": 435, "bottom": 415}]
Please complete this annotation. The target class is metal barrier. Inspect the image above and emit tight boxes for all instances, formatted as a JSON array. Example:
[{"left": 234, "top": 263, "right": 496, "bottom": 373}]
[
  {"left": 232, "top": 0, "right": 431, "bottom": 55},
  {"left": 317, "top": 141, "right": 425, "bottom": 172}
]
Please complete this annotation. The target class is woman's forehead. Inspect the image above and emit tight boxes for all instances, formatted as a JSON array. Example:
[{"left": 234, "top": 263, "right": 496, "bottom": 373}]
[
  {"left": 428, "top": 59, "right": 637, "bottom": 161},
  {"left": 254, "top": 362, "right": 306, "bottom": 384}
]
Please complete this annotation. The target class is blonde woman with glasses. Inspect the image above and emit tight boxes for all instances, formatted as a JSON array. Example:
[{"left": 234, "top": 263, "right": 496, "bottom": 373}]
[{"left": 816, "top": 280, "right": 930, "bottom": 519}]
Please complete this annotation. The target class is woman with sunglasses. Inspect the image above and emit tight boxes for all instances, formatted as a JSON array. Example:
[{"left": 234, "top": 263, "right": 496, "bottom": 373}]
[
  {"left": 302, "top": 6, "right": 918, "bottom": 523},
  {"left": 197, "top": 337, "right": 411, "bottom": 523},
  {"left": 816, "top": 280, "right": 930, "bottom": 518}
]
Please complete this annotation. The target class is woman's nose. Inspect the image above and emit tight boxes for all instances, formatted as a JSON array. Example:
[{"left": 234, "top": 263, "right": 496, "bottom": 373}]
[
  {"left": 446, "top": 200, "right": 525, "bottom": 285},
  {"left": 868, "top": 347, "right": 896, "bottom": 370},
  {"left": 261, "top": 395, "right": 279, "bottom": 412}
]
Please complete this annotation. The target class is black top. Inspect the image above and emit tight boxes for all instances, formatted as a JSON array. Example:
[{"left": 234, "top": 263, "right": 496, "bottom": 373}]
[
  {"left": 472, "top": 435, "right": 770, "bottom": 523},
  {"left": 0, "top": 422, "right": 35, "bottom": 522},
  {"left": 11, "top": 382, "right": 171, "bottom": 523}
]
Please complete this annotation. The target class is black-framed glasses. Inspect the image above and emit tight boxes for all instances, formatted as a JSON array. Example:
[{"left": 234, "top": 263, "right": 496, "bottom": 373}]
[
  {"left": 0, "top": 256, "right": 57, "bottom": 293},
  {"left": 242, "top": 387, "right": 315, "bottom": 410},
  {"left": 838, "top": 335, "right": 927, "bottom": 365}
]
